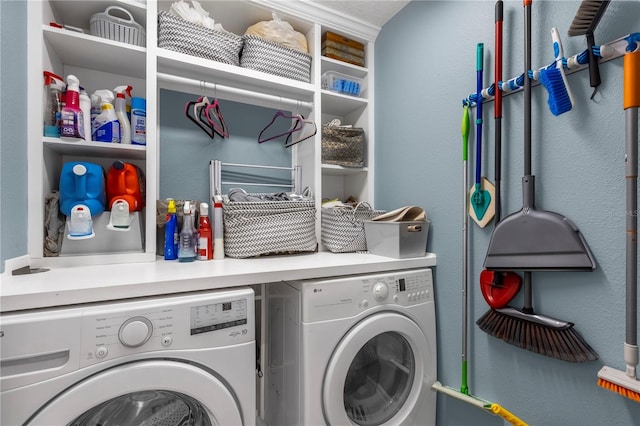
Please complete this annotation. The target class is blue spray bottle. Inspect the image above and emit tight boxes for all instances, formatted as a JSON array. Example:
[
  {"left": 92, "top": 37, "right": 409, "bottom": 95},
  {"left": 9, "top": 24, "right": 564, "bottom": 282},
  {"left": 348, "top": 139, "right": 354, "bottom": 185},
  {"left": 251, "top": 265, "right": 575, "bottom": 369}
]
[{"left": 164, "top": 199, "right": 178, "bottom": 260}]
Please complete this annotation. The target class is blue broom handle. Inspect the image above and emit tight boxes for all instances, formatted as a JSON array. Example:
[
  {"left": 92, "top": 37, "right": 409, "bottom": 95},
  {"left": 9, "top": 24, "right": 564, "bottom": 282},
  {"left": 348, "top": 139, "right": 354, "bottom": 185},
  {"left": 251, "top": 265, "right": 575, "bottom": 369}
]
[{"left": 476, "top": 43, "right": 484, "bottom": 185}]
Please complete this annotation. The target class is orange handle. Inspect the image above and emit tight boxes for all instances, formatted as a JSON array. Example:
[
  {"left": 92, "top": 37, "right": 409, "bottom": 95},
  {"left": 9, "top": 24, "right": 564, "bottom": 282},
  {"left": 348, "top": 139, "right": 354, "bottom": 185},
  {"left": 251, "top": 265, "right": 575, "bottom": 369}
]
[
  {"left": 523, "top": 0, "right": 532, "bottom": 6},
  {"left": 624, "top": 50, "right": 640, "bottom": 109}
]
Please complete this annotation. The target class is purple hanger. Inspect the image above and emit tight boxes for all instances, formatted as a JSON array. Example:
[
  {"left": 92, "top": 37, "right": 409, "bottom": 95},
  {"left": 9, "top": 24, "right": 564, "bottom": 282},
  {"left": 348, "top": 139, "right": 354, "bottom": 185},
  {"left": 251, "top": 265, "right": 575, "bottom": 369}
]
[
  {"left": 258, "top": 110, "right": 304, "bottom": 143},
  {"left": 285, "top": 115, "right": 317, "bottom": 148},
  {"left": 204, "top": 99, "right": 229, "bottom": 138}
]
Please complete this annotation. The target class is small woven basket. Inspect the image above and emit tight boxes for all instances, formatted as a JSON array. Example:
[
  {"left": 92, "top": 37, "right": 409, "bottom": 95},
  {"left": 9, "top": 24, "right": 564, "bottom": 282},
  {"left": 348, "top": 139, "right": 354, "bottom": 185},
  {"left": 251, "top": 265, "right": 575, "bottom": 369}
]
[
  {"left": 321, "top": 203, "right": 385, "bottom": 253},
  {"left": 240, "top": 35, "right": 312, "bottom": 82},
  {"left": 158, "top": 11, "right": 243, "bottom": 66},
  {"left": 322, "top": 126, "right": 365, "bottom": 167},
  {"left": 90, "top": 6, "right": 146, "bottom": 47},
  {"left": 222, "top": 195, "right": 317, "bottom": 258}
]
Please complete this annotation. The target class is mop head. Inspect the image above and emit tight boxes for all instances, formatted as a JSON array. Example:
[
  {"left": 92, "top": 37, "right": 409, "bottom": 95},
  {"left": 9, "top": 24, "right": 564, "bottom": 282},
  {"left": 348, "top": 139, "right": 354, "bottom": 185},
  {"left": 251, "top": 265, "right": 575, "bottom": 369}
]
[
  {"left": 476, "top": 308, "right": 599, "bottom": 363},
  {"left": 598, "top": 366, "right": 640, "bottom": 402}
]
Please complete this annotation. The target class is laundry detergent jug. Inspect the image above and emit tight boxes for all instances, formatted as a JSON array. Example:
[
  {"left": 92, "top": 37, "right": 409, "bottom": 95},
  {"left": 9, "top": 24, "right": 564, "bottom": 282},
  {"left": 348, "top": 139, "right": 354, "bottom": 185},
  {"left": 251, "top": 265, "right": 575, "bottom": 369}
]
[
  {"left": 59, "top": 162, "right": 106, "bottom": 217},
  {"left": 106, "top": 160, "right": 145, "bottom": 211}
]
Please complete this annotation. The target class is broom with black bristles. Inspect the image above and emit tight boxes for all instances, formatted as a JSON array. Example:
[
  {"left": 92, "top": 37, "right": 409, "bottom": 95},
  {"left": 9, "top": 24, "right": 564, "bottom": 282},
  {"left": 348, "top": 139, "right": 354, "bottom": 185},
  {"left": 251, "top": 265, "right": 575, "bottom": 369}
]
[{"left": 476, "top": 0, "right": 598, "bottom": 363}]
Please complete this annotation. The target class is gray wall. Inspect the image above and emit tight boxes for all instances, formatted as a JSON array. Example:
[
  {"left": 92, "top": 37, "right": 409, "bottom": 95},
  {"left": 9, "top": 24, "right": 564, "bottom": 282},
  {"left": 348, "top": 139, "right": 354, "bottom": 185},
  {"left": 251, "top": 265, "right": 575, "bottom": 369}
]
[
  {"left": 376, "top": 1, "right": 640, "bottom": 425},
  {"left": 0, "top": 0, "right": 28, "bottom": 274}
]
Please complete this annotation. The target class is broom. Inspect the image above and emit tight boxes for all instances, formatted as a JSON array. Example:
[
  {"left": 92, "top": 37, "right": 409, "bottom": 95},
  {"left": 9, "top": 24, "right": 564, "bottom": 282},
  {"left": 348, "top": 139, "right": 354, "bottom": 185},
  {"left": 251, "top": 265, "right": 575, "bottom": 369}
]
[
  {"left": 597, "top": 46, "right": 640, "bottom": 402},
  {"left": 477, "top": 0, "right": 598, "bottom": 363}
]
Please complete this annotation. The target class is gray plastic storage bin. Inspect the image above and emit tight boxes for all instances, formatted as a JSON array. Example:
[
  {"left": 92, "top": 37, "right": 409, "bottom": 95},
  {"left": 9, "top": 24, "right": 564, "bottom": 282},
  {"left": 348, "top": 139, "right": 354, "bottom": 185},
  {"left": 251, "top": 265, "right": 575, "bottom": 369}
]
[{"left": 363, "top": 220, "right": 429, "bottom": 258}]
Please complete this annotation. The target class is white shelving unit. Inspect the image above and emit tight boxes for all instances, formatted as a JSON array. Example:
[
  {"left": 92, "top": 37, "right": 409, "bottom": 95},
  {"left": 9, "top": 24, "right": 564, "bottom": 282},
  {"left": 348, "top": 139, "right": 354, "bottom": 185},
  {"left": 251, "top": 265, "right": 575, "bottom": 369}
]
[{"left": 27, "top": 0, "right": 378, "bottom": 267}]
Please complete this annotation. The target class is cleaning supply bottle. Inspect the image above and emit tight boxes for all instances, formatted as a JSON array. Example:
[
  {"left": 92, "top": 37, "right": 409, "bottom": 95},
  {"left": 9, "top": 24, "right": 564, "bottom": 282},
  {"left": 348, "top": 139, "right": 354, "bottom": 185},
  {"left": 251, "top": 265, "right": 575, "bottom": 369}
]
[
  {"left": 60, "top": 75, "right": 85, "bottom": 141},
  {"left": 106, "top": 160, "right": 145, "bottom": 211},
  {"left": 43, "top": 71, "right": 64, "bottom": 137},
  {"left": 92, "top": 90, "right": 120, "bottom": 143},
  {"left": 130, "top": 97, "right": 146, "bottom": 145},
  {"left": 197, "top": 202, "right": 213, "bottom": 260},
  {"left": 213, "top": 200, "right": 224, "bottom": 259},
  {"left": 90, "top": 92, "right": 101, "bottom": 137},
  {"left": 79, "top": 87, "right": 91, "bottom": 142},
  {"left": 164, "top": 199, "right": 178, "bottom": 260},
  {"left": 178, "top": 201, "right": 197, "bottom": 262},
  {"left": 114, "top": 85, "right": 132, "bottom": 144}
]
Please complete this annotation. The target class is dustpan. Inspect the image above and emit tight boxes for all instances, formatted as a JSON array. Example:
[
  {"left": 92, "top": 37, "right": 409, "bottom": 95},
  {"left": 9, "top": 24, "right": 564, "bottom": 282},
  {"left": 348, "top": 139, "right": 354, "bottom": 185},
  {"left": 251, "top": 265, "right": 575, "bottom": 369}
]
[
  {"left": 483, "top": 1, "right": 595, "bottom": 272},
  {"left": 484, "top": 175, "right": 596, "bottom": 271}
]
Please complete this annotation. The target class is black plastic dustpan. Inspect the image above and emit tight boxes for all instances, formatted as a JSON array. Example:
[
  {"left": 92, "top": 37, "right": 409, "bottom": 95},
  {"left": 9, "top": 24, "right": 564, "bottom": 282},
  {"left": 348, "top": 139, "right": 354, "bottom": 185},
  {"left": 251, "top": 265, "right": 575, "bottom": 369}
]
[{"left": 484, "top": 175, "right": 596, "bottom": 271}]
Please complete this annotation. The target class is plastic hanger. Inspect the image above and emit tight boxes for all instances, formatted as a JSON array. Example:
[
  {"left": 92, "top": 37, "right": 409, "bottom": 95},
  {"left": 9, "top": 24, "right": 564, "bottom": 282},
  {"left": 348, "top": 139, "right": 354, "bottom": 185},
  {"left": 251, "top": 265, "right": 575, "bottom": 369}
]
[
  {"left": 285, "top": 114, "right": 317, "bottom": 148},
  {"left": 204, "top": 98, "right": 229, "bottom": 138},
  {"left": 185, "top": 96, "right": 215, "bottom": 138},
  {"left": 258, "top": 110, "right": 304, "bottom": 143}
]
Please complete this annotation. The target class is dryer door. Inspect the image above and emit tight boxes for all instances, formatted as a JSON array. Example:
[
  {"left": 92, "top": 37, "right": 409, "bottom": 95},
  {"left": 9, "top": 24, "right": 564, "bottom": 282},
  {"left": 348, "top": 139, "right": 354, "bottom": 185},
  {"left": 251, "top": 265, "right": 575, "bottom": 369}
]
[
  {"left": 323, "top": 312, "right": 428, "bottom": 426},
  {"left": 26, "top": 360, "right": 243, "bottom": 426}
]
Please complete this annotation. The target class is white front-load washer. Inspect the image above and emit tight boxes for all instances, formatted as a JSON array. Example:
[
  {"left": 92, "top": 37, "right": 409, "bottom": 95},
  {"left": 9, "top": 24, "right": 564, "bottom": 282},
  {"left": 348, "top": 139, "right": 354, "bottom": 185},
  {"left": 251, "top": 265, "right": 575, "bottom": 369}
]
[
  {"left": 265, "top": 268, "right": 437, "bottom": 426},
  {"left": 1, "top": 287, "right": 256, "bottom": 425}
]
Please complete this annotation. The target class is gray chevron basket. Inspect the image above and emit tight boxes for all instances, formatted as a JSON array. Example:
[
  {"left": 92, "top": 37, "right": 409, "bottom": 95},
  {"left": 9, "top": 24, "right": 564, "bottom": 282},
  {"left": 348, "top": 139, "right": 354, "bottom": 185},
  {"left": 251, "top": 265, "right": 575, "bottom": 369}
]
[
  {"left": 321, "top": 203, "right": 385, "bottom": 253},
  {"left": 158, "top": 11, "right": 243, "bottom": 66},
  {"left": 240, "top": 35, "right": 312, "bottom": 82},
  {"left": 222, "top": 195, "right": 317, "bottom": 258}
]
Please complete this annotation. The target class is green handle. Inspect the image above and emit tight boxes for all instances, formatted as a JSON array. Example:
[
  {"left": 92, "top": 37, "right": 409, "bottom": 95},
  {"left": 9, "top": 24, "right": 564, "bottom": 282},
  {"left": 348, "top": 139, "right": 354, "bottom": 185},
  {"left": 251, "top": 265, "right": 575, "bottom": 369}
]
[
  {"left": 476, "top": 43, "right": 484, "bottom": 71},
  {"left": 461, "top": 105, "right": 470, "bottom": 161}
]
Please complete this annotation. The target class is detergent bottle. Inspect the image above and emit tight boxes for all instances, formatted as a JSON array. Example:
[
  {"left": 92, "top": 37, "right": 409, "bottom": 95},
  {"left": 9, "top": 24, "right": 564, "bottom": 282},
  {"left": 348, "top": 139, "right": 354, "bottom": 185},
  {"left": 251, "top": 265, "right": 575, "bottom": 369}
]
[
  {"left": 164, "top": 199, "right": 179, "bottom": 260},
  {"left": 114, "top": 85, "right": 132, "bottom": 144},
  {"left": 106, "top": 160, "right": 145, "bottom": 211},
  {"left": 59, "top": 161, "right": 106, "bottom": 217},
  {"left": 43, "top": 71, "right": 64, "bottom": 137},
  {"left": 60, "top": 75, "right": 85, "bottom": 141},
  {"left": 92, "top": 90, "right": 120, "bottom": 143}
]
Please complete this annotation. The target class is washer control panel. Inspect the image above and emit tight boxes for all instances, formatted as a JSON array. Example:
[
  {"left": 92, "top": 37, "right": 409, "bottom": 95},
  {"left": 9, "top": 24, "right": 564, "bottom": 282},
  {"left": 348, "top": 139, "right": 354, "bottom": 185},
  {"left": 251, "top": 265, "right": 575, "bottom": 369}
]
[
  {"left": 79, "top": 288, "right": 253, "bottom": 367},
  {"left": 298, "top": 269, "right": 433, "bottom": 323}
]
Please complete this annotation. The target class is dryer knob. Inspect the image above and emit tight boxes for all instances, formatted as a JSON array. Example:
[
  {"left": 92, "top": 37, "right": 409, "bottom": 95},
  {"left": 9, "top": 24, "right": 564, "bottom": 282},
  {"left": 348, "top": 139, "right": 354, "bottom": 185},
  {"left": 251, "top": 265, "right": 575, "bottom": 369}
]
[
  {"left": 119, "top": 316, "right": 153, "bottom": 348},
  {"left": 372, "top": 282, "right": 389, "bottom": 301}
]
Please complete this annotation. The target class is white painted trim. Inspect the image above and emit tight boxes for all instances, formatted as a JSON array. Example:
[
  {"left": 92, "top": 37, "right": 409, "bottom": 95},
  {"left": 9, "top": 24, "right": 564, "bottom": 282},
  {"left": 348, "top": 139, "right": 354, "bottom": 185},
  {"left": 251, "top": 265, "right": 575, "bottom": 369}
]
[{"left": 2, "top": 255, "right": 31, "bottom": 277}]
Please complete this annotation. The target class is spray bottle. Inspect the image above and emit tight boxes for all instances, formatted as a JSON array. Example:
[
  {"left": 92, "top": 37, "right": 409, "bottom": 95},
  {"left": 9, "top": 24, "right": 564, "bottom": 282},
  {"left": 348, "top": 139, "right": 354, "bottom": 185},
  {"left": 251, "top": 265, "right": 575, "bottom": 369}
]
[
  {"left": 79, "top": 87, "right": 91, "bottom": 142},
  {"left": 197, "top": 202, "right": 213, "bottom": 260},
  {"left": 179, "top": 201, "right": 197, "bottom": 262},
  {"left": 114, "top": 85, "right": 132, "bottom": 144},
  {"left": 60, "top": 75, "right": 85, "bottom": 141},
  {"left": 164, "top": 199, "right": 178, "bottom": 260},
  {"left": 43, "top": 71, "right": 64, "bottom": 137},
  {"left": 92, "top": 90, "right": 120, "bottom": 143}
]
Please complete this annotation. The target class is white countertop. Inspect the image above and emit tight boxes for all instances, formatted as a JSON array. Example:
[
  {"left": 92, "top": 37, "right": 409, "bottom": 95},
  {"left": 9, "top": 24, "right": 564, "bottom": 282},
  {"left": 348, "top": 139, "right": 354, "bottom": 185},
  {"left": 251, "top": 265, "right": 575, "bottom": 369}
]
[{"left": 0, "top": 252, "right": 436, "bottom": 313}]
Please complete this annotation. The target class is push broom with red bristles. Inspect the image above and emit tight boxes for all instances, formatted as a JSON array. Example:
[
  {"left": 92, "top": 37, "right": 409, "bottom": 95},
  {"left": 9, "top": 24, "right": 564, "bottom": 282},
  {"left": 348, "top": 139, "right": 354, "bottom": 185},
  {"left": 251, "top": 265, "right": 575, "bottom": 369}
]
[{"left": 597, "top": 43, "right": 640, "bottom": 403}]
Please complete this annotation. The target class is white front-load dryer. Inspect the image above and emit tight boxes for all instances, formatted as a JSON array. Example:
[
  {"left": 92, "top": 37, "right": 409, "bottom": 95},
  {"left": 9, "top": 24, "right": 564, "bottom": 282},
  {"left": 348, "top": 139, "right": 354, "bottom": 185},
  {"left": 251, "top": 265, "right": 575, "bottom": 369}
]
[
  {"left": 266, "top": 268, "right": 437, "bottom": 426},
  {"left": 1, "top": 287, "right": 256, "bottom": 426}
]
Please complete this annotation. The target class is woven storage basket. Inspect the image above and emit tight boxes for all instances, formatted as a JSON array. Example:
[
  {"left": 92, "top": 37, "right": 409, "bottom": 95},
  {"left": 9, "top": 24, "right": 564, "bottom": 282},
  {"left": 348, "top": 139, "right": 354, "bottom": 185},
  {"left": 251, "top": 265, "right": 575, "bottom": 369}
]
[
  {"left": 222, "top": 195, "right": 316, "bottom": 258},
  {"left": 90, "top": 6, "right": 146, "bottom": 47},
  {"left": 321, "top": 203, "right": 385, "bottom": 253},
  {"left": 322, "top": 126, "right": 365, "bottom": 167},
  {"left": 158, "top": 11, "right": 243, "bottom": 66},
  {"left": 240, "top": 35, "right": 312, "bottom": 82}
]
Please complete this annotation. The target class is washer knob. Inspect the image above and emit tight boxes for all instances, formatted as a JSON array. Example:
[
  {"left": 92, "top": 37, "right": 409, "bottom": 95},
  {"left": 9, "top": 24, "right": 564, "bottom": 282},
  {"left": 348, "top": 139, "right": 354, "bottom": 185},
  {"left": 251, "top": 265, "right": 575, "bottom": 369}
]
[
  {"left": 119, "top": 316, "right": 153, "bottom": 348},
  {"left": 372, "top": 282, "right": 389, "bottom": 301}
]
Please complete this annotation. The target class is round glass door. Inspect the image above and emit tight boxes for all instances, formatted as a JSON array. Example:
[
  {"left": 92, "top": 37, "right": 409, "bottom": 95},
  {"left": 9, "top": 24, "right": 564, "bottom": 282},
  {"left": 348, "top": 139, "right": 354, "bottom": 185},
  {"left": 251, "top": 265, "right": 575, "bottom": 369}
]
[
  {"left": 69, "top": 390, "right": 211, "bottom": 426},
  {"left": 27, "top": 360, "right": 243, "bottom": 426},
  {"left": 323, "top": 312, "right": 428, "bottom": 426},
  {"left": 344, "top": 332, "right": 414, "bottom": 425}
]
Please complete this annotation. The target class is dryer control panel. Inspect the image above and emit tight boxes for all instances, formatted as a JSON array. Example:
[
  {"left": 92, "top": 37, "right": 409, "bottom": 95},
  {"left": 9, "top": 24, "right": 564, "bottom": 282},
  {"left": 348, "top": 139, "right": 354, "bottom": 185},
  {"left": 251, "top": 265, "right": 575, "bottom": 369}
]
[
  {"left": 295, "top": 269, "right": 433, "bottom": 323},
  {"left": 79, "top": 288, "right": 254, "bottom": 367}
]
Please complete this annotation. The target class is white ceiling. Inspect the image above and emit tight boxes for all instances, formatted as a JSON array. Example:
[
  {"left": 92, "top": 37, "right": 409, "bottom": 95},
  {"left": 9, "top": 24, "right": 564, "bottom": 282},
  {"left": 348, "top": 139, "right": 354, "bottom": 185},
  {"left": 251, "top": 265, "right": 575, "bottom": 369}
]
[{"left": 310, "top": 0, "right": 410, "bottom": 28}]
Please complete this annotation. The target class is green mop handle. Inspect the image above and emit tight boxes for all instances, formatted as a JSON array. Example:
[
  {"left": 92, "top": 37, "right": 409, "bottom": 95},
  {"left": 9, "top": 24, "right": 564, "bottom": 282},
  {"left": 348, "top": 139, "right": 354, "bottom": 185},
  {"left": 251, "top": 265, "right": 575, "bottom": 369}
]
[{"left": 461, "top": 104, "right": 470, "bottom": 395}]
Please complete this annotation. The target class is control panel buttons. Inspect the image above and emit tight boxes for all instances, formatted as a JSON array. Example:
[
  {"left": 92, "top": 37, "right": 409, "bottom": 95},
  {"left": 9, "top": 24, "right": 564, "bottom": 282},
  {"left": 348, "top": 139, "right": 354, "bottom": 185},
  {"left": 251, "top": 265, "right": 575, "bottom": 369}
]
[
  {"left": 362, "top": 300, "right": 369, "bottom": 308},
  {"left": 372, "top": 282, "right": 389, "bottom": 301},
  {"left": 161, "top": 336, "right": 173, "bottom": 347},
  {"left": 119, "top": 316, "right": 153, "bottom": 348},
  {"left": 393, "top": 295, "right": 399, "bottom": 302},
  {"left": 96, "top": 346, "right": 108, "bottom": 358}
]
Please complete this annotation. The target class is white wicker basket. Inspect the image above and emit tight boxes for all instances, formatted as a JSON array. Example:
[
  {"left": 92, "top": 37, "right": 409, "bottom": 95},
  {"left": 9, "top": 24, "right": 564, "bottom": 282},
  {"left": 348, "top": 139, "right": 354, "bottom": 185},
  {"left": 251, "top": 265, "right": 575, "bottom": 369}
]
[
  {"left": 90, "top": 6, "right": 146, "bottom": 47},
  {"left": 240, "top": 35, "right": 312, "bottom": 82}
]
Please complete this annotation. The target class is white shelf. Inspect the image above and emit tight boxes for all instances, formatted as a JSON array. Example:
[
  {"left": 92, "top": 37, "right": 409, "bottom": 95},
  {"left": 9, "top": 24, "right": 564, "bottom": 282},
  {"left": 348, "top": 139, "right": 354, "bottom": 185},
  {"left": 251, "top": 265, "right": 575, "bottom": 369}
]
[
  {"left": 321, "top": 56, "right": 368, "bottom": 78},
  {"left": 43, "top": 137, "right": 147, "bottom": 160},
  {"left": 322, "top": 164, "right": 368, "bottom": 175},
  {"left": 157, "top": 48, "right": 315, "bottom": 102},
  {"left": 321, "top": 90, "right": 368, "bottom": 116},
  {"left": 43, "top": 26, "right": 146, "bottom": 79}
]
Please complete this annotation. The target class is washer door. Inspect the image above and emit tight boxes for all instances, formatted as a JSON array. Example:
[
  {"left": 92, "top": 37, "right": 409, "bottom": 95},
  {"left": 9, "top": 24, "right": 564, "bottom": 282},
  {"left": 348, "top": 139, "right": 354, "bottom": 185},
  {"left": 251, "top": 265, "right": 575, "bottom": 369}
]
[
  {"left": 323, "top": 313, "right": 428, "bottom": 426},
  {"left": 27, "top": 360, "right": 243, "bottom": 426}
]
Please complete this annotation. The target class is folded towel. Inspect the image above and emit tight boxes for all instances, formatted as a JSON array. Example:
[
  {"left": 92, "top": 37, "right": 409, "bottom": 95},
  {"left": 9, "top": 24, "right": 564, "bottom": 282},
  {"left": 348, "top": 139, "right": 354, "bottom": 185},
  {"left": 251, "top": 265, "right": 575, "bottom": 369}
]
[{"left": 371, "top": 206, "right": 426, "bottom": 222}]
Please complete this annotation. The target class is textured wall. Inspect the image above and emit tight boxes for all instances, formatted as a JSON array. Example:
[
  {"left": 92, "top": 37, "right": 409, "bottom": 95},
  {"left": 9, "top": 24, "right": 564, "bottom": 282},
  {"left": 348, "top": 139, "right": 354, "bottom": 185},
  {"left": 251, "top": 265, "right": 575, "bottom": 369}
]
[
  {"left": 0, "top": 0, "right": 28, "bottom": 274},
  {"left": 376, "top": 1, "right": 640, "bottom": 425}
]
